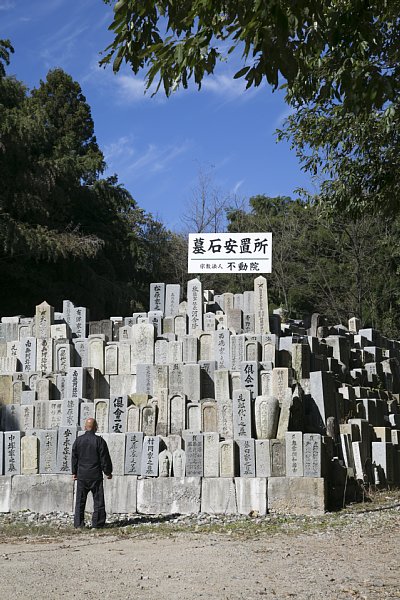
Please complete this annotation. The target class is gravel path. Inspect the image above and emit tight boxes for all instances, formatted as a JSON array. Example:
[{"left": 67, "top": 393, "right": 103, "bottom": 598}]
[{"left": 1, "top": 495, "right": 400, "bottom": 599}]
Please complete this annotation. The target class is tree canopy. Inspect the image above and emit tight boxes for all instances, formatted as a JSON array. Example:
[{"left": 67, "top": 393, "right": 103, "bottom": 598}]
[
  {"left": 101, "top": 2, "right": 400, "bottom": 217},
  {"left": 101, "top": 1, "right": 399, "bottom": 112},
  {"left": 0, "top": 41, "right": 173, "bottom": 317}
]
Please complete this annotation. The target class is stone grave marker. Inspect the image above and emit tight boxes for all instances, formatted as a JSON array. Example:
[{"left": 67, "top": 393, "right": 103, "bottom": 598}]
[
  {"left": 214, "top": 330, "right": 231, "bottom": 370},
  {"left": 165, "top": 284, "right": 180, "bottom": 317},
  {"left": 254, "top": 276, "right": 270, "bottom": 334},
  {"left": 124, "top": 432, "right": 144, "bottom": 475},
  {"left": 187, "top": 402, "right": 201, "bottom": 432},
  {"left": 94, "top": 399, "right": 109, "bottom": 433},
  {"left": 66, "top": 367, "right": 85, "bottom": 400},
  {"left": 39, "top": 429, "right": 58, "bottom": 474},
  {"left": 240, "top": 361, "right": 259, "bottom": 399},
  {"left": 35, "top": 301, "right": 54, "bottom": 339},
  {"left": 203, "top": 432, "right": 219, "bottom": 477},
  {"left": 140, "top": 435, "right": 160, "bottom": 476},
  {"left": 187, "top": 278, "right": 203, "bottom": 333},
  {"left": 214, "top": 369, "right": 230, "bottom": 402},
  {"left": 131, "top": 323, "right": 154, "bottom": 367},
  {"left": 148, "top": 310, "right": 163, "bottom": 336},
  {"left": 136, "top": 364, "right": 154, "bottom": 395},
  {"left": 155, "top": 340, "right": 168, "bottom": 365},
  {"left": 105, "top": 344, "right": 119, "bottom": 375},
  {"left": 126, "top": 404, "right": 141, "bottom": 432},
  {"left": 183, "top": 363, "right": 201, "bottom": 402},
  {"left": 184, "top": 433, "right": 203, "bottom": 476},
  {"left": 142, "top": 404, "right": 157, "bottom": 436},
  {"left": 149, "top": 283, "right": 165, "bottom": 313},
  {"left": 169, "top": 363, "right": 184, "bottom": 394},
  {"left": 73, "top": 338, "right": 88, "bottom": 368},
  {"left": 21, "top": 435, "right": 39, "bottom": 474},
  {"left": 108, "top": 395, "right": 128, "bottom": 434},
  {"left": 20, "top": 337, "right": 37, "bottom": 372},
  {"left": 57, "top": 427, "right": 78, "bottom": 474},
  {"left": 172, "top": 448, "right": 186, "bottom": 477},
  {"left": 155, "top": 388, "right": 169, "bottom": 436},
  {"left": 237, "top": 438, "right": 256, "bottom": 477},
  {"left": 168, "top": 393, "right": 186, "bottom": 435},
  {"left": 255, "top": 395, "right": 280, "bottom": 439},
  {"left": 232, "top": 389, "right": 252, "bottom": 439},
  {"left": 255, "top": 439, "right": 271, "bottom": 477},
  {"left": 270, "top": 439, "right": 286, "bottom": 476},
  {"left": 217, "top": 398, "right": 234, "bottom": 439},
  {"left": 158, "top": 449, "right": 173, "bottom": 476},
  {"left": 44, "top": 400, "right": 60, "bottom": 430},
  {"left": 55, "top": 341, "right": 72, "bottom": 372},
  {"left": 219, "top": 439, "right": 236, "bottom": 477},
  {"left": 204, "top": 312, "right": 216, "bottom": 332},
  {"left": 285, "top": 431, "right": 304, "bottom": 477},
  {"left": 199, "top": 360, "right": 216, "bottom": 399},
  {"left": 5, "top": 431, "right": 22, "bottom": 475},
  {"left": 21, "top": 404, "right": 34, "bottom": 431},
  {"left": 72, "top": 306, "right": 87, "bottom": 339},
  {"left": 88, "top": 336, "right": 105, "bottom": 373},
  {"left": 201, "top": 400, "right": 218, "bottom": 433},
  {"left": 36, "top": 338, "right": 53, "bottom": 373},
  {"left": 230, "top": 334, "right": 245, "bottom": 372},
  {"left": 303, "top": 433, "right": 322, "bottom": 477},
  {"left": 61, "top": 398, "right": 81, "bottom": 428}
]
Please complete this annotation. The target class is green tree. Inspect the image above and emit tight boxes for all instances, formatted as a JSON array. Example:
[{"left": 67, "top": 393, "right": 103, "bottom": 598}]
[
  {"left": 100, "top": 4, "right": 400, "bottom": 217},
  {"left": 225, "top": 195, "right": 400, "bottom": 336},
  {"left": 101, "top": 1, "right": 399, "bottom": 112},
  {"left": 0, "top": 49, "right": 173, "bottom": 317}
]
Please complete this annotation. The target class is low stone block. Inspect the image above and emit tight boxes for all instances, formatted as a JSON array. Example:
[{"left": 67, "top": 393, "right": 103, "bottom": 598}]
[
  {"left": 10, "top": 474, "right": 74, "bottom": 513},
  {"left": 137, "top": 477, "right": 201, "bottom": 514},
  {"left": 201, "top": 478, "right": 237, "bottom": 514},
  {"left": 235, "top": 477, "right": 267, "bottom": 515},
  {"left": 268, "top": 476, "right": 326, "bottom": 516},
  {"left": 83, "top": 475, "right": 137, "bottom": 514},
  {"left": 0, "top": 476, "right": 12, "bottom": 512}
]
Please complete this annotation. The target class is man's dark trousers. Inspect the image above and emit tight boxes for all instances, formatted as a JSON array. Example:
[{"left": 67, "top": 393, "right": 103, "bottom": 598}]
[{"left": 74, "top": 479, "right": 106, "bottom": 528}]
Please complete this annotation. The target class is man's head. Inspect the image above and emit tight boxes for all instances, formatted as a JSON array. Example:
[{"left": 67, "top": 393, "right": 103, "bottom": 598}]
[{"left": 84, "top": 417, "right": 98, "bottom": 433}]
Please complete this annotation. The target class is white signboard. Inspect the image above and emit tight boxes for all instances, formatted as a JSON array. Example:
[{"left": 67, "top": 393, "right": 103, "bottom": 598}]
[{"left": 188, "top": 232, "right": 272, "bottom": 274}]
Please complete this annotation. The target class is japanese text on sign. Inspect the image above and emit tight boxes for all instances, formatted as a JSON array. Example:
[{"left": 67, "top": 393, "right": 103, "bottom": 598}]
[{"left": 188, "top": 232, "right": 272, "bottom": 274}]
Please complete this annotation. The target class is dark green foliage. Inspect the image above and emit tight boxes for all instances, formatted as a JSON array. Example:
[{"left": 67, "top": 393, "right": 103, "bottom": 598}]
[
  {"left": 0, "top": 54, "right": 172, "bottom": 317},
  {"left": 224, "top": 195, "right": 400, "bottom": 337}
]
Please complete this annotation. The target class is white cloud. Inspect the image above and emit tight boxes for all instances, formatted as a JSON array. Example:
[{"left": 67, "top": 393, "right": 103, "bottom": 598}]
[
  {"left": 232, "top": 179, "right": 244, "bottom": 194},
  {"left": 104, "top": 136, "right": 191, "bottom": 184},
  {"left": 104, "top": 135, "right": 136, "bottom": 165},
  {"left": 114, "top": 74, "right": 155, "bottom": 103}
]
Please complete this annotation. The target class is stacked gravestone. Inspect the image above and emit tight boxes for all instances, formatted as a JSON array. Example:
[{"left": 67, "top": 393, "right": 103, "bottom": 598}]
[{"left": 1, "top": 279, "right": 400, "bottom": 516}]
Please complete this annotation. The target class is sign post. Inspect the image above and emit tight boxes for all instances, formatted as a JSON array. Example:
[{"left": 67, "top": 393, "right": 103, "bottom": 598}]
[{"left": 188, "top": 232, "right": 272, "bottom": 274}]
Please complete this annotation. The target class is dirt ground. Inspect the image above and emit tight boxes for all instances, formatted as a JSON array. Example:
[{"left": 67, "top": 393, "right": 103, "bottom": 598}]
[{"left": 1, "top": 500, "right": 400, "bottom": 600}]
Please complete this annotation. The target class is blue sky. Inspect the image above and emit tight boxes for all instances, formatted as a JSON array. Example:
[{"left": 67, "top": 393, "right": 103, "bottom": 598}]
[{"left": 1, "top": 0, "right": 313, "bottom": 231}]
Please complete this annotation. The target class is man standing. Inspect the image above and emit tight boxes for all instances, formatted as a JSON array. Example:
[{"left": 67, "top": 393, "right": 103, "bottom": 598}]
[{"left": 71, "top": 417, "right": 113, "bottom": 529}]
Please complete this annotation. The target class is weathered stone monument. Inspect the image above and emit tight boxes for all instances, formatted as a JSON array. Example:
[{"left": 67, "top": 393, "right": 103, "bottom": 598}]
[{"left": 0, "top": 279, "right": 399, "bottom": 517}]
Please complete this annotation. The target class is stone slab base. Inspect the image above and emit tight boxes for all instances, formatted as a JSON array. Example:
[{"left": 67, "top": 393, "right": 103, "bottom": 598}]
[
  {"left": 268, "top": 477, "right": 326, "bottom": 516},
  {"left": 201, "top": 478, "right": 237, "bottom": 514},
  {"left": 137, "top": 477, "right": 201, "bottom": 514},
  {"left": 1, "top": 475, "right": 326, "bottom": 515},
  {"left": 82, "top": 475, "right": 137, "bottom": 514},
  {"left": 0, "top": 476, "right": 12, "bottom": 513},
  {"left": 235, "top": 477, "right": 267, "bottom": 515},
  {"left": 10, "top": 475, "right": 74, "bottom": 513}
]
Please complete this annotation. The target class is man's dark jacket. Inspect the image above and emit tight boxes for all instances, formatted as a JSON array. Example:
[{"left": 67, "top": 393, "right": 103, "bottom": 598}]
[{"left": 71, "top": 431, "right": 113, "bottom": 480}]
